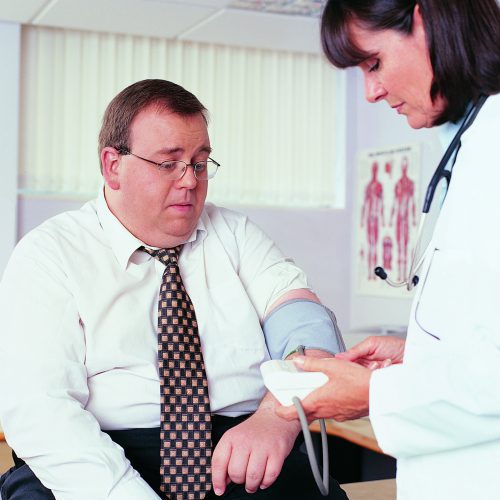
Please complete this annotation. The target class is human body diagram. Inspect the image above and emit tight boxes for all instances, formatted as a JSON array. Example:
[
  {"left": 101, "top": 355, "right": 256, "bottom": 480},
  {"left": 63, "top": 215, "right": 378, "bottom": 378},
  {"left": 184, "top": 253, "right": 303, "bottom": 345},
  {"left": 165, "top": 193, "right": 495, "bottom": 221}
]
[{"left": 356, "top": 147, "right": 420, "bottom": 296}]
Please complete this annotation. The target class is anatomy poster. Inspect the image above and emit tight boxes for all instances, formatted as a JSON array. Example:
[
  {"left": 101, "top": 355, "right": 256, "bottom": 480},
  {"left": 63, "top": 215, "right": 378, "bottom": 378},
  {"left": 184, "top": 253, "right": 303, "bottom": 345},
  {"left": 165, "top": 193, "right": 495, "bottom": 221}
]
[{"left": 355, "top": 144, "right": 421, "bottom": 297}]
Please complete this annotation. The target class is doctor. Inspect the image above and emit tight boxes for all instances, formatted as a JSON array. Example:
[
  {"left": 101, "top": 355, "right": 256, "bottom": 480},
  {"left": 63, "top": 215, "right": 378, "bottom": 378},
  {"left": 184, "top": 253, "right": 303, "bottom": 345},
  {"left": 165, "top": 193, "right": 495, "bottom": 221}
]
[{"left": 277, "top": 0, "right": 500, "bottom": 499}]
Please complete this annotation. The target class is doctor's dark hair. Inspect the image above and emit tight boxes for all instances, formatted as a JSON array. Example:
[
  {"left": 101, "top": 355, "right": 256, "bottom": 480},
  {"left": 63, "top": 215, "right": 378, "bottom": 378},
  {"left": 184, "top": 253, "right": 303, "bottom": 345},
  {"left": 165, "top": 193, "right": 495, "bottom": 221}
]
[
  {"left": 321, "top": 0, "right": 500, "bottom": 124},
  {"left": 98, "top": 79, "right": 208, "bottom": 171}
]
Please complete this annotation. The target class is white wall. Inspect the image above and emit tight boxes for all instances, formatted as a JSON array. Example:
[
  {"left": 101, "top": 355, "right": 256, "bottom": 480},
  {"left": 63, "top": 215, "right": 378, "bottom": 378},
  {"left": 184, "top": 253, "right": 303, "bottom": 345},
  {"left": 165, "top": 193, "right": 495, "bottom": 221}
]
[{"left": 0, "top": 22, "right": 20, "bottom": 276}]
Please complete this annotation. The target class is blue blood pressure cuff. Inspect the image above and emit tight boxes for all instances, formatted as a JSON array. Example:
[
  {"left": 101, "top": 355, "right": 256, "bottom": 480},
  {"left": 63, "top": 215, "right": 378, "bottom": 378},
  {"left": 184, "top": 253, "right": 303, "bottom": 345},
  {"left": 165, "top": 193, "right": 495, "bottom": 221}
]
[{"left": 262, "top": 299, "right": 346, "bottom": 359}]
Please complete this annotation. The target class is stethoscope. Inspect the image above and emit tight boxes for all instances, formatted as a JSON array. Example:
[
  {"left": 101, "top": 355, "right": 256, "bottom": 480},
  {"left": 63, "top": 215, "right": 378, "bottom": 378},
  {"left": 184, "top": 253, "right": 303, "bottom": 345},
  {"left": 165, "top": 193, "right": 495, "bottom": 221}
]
[{"left": 374, "top": 94, "right": 488, "bottom": 291}]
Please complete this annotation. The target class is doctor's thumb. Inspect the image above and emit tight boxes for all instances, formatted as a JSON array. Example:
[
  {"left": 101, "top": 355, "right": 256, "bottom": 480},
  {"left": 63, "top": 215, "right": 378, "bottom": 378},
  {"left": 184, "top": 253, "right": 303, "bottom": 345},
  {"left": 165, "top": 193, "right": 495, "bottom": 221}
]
[{"left": 293, "top": 356, "right": 329, "bottom": 373}]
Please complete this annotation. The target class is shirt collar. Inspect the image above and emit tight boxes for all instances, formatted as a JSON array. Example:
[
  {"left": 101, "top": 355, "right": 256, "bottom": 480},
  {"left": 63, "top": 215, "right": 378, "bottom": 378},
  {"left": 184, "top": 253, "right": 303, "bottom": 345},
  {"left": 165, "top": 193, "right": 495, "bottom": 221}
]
[
  {"left": 96, "top": 188, "right": 144, "bottom": 269},
  {"left": 188, "top": 215, "right": 207, "bottom": 248},
  {"left": 96, "top": 188, "right": 208, "bottom": 269},
  {"left": 438, "top": 120, "right": 462, "bottom": 151},
  {"left": 438, "top": 101, "right": 472, "bottom": 150}
]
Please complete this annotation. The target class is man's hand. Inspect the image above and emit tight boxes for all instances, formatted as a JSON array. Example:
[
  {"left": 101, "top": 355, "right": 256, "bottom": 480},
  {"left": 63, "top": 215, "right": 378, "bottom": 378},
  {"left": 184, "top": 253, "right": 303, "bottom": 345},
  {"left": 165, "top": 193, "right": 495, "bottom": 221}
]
[
  {"left": 211, "top": 394, "right": 300, "bottom": 496},
  {"left": 336, "top": 335, "right": 406, "bottom": 370},
  {"left": 275, "top": 356, "right": 371, "bottom": 422}
]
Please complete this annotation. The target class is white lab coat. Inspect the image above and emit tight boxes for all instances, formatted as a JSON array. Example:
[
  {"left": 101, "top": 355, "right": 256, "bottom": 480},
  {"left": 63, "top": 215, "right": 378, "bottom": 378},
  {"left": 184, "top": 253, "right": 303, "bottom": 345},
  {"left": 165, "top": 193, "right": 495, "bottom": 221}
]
[{"left": 369, "top": 93, "right": 500, "bottom": 499}]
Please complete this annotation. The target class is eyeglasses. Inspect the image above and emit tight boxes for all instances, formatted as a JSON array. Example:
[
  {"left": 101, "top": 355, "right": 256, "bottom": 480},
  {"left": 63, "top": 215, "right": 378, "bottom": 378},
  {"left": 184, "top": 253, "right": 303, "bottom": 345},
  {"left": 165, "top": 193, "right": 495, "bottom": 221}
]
[{"left": 118, "top": 148, "right": 220, "bottom": 181}]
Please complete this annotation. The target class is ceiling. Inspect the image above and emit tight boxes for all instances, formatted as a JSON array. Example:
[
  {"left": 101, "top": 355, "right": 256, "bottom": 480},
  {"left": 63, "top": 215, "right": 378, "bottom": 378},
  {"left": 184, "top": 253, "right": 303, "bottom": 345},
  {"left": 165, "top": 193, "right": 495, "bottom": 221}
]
[{"left": 0, "top": 0, "right": 326, "bottom": 53}]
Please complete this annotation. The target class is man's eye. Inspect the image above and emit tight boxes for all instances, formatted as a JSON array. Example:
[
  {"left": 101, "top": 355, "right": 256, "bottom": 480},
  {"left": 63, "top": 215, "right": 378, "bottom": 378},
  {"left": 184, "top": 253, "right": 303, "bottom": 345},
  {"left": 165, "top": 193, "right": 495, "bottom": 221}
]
[
  {"left": 193, "top": 162, "right": 207, "bottom": 172},
  {"left": 159, "top": 161, "right": 179, "bottom": 171}
]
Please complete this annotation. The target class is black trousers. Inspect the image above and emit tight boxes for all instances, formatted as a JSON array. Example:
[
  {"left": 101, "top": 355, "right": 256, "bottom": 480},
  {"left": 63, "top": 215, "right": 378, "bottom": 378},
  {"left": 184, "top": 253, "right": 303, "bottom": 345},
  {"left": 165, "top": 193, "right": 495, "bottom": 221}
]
[{"left": 0, "top": 415, "right": 348, "bottom": 499}]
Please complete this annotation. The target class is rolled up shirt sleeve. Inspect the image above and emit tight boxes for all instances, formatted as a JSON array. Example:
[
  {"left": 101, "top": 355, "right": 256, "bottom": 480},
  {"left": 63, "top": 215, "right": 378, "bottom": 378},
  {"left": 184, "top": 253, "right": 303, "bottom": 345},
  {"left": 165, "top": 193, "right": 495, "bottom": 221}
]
[{"left": 233, "top": 215, "right": 311, "bottom": 318}]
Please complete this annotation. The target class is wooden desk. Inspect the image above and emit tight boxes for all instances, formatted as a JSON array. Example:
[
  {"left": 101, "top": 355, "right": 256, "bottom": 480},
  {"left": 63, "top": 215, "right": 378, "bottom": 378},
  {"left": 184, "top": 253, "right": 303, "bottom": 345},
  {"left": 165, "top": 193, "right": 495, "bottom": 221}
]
[
  {"left": 342, "top": 478, "right": 396, "bottom": 500},
  {"left": 0, "top": 428, "right": 13, "bottom": 474},
  {"left": 310, "top": 417, "right": 386, "bottom": 455}
]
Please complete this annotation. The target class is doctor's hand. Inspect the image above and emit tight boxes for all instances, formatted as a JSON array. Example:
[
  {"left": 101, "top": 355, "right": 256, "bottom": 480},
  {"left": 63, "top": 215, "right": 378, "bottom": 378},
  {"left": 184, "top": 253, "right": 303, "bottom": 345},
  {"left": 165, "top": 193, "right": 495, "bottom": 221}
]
[
  {"left": 336, "top": 335, "right": 406, "bottom": 370},
  {"left": 275, "top": 357, "right": 371, "bottom": 423},
  {"left": 211, "top": 393, "right": 300, "bottom": 496}
]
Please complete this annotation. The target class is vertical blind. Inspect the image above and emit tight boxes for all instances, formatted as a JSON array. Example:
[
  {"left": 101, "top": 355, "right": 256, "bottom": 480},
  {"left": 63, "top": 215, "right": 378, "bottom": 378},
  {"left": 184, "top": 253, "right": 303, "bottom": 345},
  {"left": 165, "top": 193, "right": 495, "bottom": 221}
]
[{"left": 19, "top": 25, "right": 344, "bottom": 207}]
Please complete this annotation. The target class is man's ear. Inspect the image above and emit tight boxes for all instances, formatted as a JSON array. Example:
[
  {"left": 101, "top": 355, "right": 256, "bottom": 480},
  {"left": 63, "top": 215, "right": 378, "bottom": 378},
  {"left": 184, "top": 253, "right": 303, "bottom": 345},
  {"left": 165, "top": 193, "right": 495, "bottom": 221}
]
[{"left": 101, "top": 147, "right": 121, "bottom": 190}]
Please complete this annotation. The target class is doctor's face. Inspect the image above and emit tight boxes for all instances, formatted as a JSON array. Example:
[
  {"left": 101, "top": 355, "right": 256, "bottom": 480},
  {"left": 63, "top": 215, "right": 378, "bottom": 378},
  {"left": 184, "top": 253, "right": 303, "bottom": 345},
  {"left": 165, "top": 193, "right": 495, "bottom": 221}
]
[
  {"left": 103, "top": 106, "right": 210, "bottom": 248},
  {"left": 350, "top": 10, "right": 446, "bottom": 129}
]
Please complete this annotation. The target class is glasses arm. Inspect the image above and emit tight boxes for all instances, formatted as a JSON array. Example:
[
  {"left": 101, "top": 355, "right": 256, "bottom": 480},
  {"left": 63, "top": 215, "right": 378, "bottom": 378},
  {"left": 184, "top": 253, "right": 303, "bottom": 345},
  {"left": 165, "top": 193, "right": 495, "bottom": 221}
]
[
  {"left": 117, "top": 148, "right": 162, "bottom": 168},
  {"left": 208, "top": 157, "right": 220, "bottom": 167}
]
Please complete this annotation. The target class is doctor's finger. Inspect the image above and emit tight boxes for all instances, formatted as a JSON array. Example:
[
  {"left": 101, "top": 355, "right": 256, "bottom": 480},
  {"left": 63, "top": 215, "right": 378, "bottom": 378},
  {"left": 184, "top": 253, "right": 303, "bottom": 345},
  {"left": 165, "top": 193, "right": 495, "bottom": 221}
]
[
  {"left": 275, "top": 403, "right": 299, "bottom": 421},
  {"left": 334, "top": 351, "right": 357, "bottom": 361},
  {"left": 293, "top": 355, "right": 337, "bottom": 374},
  {"left": 337, "top": 337, "right": 380, "bottom": 361}
]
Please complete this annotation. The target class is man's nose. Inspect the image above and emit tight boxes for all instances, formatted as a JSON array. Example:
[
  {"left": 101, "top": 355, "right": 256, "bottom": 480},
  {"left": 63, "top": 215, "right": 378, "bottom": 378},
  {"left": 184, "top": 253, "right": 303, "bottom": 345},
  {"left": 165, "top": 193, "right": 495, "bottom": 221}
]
[
  {"left": 364, "top": 75, "right": 387, "bottom": 103},
  {"left": 177, "top": 164, "right": 198, "bottom": 188}
]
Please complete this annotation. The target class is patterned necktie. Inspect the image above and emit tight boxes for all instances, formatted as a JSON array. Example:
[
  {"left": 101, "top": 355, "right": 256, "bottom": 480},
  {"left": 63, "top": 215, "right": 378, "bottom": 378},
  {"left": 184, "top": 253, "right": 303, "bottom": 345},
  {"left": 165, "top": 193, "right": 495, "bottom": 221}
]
[{"left": 143, "top": 245, "right": 212, "bottom": 500}]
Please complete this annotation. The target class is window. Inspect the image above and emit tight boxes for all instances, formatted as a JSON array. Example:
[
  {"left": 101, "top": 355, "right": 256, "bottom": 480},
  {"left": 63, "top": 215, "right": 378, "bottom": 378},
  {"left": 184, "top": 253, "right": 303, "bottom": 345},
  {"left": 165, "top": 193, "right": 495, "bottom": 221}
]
[{"left": 20, "top": 26, "right": 345, "bottom": 207}]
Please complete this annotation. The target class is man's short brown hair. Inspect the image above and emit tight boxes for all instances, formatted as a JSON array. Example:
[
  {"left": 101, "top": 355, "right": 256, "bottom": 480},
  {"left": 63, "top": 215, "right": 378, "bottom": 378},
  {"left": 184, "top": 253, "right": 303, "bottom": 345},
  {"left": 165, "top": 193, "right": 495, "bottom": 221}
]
[{"left": 98, "top": 79, "right": 208, "bottom": 170}]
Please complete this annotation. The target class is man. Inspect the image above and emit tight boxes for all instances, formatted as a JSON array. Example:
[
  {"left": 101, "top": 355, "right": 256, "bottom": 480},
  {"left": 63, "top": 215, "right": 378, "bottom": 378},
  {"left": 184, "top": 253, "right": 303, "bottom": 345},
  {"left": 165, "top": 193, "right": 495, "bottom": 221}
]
[{"left": 0, "top": 80, "right": 346, "bottom": 499}]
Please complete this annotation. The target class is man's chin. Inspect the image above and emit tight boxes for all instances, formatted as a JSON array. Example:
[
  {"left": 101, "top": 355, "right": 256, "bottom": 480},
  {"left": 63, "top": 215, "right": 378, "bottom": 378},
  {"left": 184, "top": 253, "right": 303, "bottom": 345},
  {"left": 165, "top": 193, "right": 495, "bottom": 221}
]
[{"left": 158, "top": 223, "right": 197, "bottom": 246}]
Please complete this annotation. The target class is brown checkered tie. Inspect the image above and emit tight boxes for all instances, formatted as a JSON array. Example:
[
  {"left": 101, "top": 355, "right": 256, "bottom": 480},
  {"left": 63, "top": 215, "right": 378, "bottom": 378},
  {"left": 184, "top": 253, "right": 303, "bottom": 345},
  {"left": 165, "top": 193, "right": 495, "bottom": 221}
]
[{"left": 143, "top": 245, "right": 212, "bottom": 500}]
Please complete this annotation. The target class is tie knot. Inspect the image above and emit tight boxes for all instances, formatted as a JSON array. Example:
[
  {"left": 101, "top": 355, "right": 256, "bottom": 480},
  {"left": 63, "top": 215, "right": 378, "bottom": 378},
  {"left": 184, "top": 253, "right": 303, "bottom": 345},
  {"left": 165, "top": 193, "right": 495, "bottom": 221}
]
[{"left": 142, "top": 245, "right": 182, "bottom": 265}]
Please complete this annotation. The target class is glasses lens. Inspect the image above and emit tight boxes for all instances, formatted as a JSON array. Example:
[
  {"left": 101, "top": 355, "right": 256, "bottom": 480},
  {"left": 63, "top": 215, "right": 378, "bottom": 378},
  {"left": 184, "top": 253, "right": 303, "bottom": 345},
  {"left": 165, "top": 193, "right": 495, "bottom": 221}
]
[
  {"left": 157, "top": 160, "right": 219, "bottom": 180},
  {"left": 195, "top": 161, "right": 218, "bottom": 180},
  {"left": 159, "top": 161, "right": 184, "bottom": 179},
  {"left": 408, "top": 174, "right": 449, "bottom": 288}
]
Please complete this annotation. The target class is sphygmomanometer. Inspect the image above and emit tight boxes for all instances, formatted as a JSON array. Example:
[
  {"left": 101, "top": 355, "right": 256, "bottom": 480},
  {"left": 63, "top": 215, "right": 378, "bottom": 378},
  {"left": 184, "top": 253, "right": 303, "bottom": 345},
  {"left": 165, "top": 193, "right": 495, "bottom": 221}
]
[{"left": 261, "top": 299, "right": 346, "bottom": 496}]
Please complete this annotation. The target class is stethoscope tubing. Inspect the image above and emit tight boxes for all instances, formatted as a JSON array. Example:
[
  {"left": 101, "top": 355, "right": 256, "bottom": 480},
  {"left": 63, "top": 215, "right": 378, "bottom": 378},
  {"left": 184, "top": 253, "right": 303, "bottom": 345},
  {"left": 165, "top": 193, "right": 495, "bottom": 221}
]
[
  {"left": 422, "top": 94, "right": 488, "bottom": 214},
  {"left": 376, "top": 94, "right": 488, "bottom": 289}
]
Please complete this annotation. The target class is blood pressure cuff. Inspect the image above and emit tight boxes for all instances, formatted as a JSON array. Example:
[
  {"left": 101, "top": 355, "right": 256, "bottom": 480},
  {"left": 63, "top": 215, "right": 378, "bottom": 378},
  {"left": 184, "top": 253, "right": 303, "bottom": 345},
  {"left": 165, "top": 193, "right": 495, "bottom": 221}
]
[{"left": 262, "top": 299, "right": 346, "bottom": 359}]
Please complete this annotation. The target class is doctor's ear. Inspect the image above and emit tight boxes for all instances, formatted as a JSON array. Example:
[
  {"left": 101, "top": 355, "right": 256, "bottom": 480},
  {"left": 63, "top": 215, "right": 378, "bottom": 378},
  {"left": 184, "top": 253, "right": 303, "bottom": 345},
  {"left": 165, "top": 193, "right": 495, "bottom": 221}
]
[
  {"left": 412, "top": 3, "right": 425, "bottom": 30},
  {"left": 101, "top": 147, "right": 122, "bottom": 190}
]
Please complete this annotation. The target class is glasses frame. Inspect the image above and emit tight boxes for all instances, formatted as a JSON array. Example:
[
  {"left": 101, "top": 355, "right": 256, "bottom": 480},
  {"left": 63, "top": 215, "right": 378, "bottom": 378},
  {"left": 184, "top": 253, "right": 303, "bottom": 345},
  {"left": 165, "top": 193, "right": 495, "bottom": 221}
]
[{"left": 118, "top": 147, "right": 220, "bottom": 180}]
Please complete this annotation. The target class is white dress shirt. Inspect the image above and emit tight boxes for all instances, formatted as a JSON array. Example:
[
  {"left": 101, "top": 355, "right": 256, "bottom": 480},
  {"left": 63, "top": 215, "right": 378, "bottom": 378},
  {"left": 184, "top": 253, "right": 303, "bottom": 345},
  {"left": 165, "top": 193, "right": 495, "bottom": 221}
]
[
  {"left": 370, "top": 93, "right": 500, "bottom": 499},
  {"left": 0, "top": 192, "right": 310, "bottom": 499}
]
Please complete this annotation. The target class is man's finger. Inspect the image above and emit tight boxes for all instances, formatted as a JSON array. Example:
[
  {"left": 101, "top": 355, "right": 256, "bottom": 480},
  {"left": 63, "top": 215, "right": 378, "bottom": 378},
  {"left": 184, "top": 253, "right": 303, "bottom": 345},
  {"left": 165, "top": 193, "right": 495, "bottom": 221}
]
[
  {"left": 260, "top": 453, "right": 282, "bottom": 490},
  {"left": 244, "top": 451, "right": 267, "bottom": 493},
  {"left": 227, "top": 448, "right": 250, "bottom": 485},
  {"left": 211, "top": 440, "right": 232, "bottom": 496}
]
